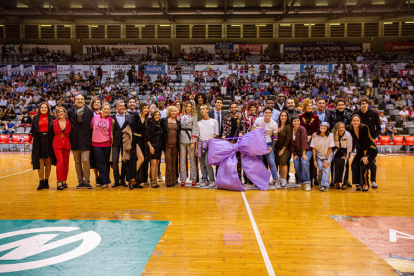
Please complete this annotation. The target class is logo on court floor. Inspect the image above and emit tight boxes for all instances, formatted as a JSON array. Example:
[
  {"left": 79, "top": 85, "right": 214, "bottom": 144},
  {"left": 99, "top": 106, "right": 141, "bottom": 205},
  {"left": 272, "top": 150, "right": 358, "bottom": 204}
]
[
  {"left": 0, "top": 220, "right": 169, "bottom": 275},
  {"left": 0, "top": 227, "right": 101, "bottom": 273}
]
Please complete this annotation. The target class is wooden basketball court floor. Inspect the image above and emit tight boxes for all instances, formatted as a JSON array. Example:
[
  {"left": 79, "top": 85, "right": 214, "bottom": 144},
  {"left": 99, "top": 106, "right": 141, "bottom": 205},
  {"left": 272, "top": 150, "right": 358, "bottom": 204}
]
[{"left": 0, "top": 152, "right": 413, "bottom": 276}]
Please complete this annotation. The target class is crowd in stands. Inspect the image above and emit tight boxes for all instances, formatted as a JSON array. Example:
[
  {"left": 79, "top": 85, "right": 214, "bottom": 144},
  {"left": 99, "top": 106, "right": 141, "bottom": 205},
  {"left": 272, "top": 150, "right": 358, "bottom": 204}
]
[{"left": 0, "top": 59, "right": 414, "bottom": 192}]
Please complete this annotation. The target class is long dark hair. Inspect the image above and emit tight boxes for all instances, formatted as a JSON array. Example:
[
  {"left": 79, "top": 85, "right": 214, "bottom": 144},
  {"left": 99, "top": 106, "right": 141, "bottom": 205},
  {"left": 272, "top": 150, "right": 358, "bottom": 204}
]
[
  {"left": 316, "top": 124, "right": 331, "bottom": 136},
  {"left": 350, "top": 114, "right": 375, "bottom": 143},
  {"left": 278, "top": 110, "right": 291, "bottom": 126},
  {"left": 36, "top": 102, "right": 51, "bottom": 117},
  {"left": 139, "top": 103, "right": 149, "bottom": 119}
]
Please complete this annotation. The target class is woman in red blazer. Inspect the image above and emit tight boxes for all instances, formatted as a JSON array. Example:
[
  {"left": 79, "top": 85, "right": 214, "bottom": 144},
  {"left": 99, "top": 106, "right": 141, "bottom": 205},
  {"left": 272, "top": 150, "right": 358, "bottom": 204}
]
[{"left": 53, "top": 107, "right": 71, "bottom": 190}]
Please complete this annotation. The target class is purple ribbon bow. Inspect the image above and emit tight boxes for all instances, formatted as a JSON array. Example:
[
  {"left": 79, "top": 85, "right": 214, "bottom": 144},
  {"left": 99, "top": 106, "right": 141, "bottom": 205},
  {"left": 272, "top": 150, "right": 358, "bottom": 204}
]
[{"left": 208, "top": 128, "right": 271, "bottom": 192}]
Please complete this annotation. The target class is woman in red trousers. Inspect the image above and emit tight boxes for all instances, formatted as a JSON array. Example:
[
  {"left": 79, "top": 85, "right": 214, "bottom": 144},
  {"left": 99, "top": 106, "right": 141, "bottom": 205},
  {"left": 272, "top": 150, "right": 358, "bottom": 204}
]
[{"left": 53, "top": 107, "right": 71, "bottom": 190}]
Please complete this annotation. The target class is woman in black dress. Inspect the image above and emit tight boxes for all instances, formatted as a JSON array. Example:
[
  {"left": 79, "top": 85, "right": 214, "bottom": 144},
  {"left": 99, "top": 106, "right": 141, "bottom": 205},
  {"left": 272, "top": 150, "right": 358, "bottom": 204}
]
[
  {"left": 349, "top": 114, "right": 378, "bottom": 192},
  {"left": 126, "top": 103, "right": 150, "bottom": 189},
  {"left": 25, "top": 102, "right": 56, "bottom": 190},
  {"left": 146, "top": 110, "right": 165, "bottom": 188}
]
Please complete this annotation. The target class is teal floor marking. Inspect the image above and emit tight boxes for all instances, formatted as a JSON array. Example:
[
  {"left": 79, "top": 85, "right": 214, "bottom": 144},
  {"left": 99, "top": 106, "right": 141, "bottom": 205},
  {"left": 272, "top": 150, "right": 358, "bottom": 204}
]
[{"left": 0, "top": 220, "right": 169, "bottom": 275}]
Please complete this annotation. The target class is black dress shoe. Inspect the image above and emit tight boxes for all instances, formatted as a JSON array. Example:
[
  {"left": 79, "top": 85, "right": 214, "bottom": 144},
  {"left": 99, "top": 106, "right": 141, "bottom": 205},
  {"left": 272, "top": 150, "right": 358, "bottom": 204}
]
[
  {"left": 44, "top": 179, "right": 49, "bottom": 189},
  {"left": 121, "top": 181, "right": 128, "bottom": 187},
  {"left": 111, "top": 182, "right": 120, "bottom": 188},
  {"left": 128, "top": 182, "right": 134, "bottom": 190},
  {"left": 37, "top": 180, "right": 45, "bottom": 190}
]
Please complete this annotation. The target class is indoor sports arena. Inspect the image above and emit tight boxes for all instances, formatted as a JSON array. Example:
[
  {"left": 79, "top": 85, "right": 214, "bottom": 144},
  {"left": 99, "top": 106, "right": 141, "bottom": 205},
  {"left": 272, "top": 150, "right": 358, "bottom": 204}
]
[{"left": 0, "top": 0, "right": 413, "bottom": 275}]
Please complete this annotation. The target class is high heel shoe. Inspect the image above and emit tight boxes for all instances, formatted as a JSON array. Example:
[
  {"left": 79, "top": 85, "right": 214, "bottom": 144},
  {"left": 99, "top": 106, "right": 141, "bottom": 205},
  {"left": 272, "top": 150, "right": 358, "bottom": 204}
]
[
  {"left": 362, "top": 184, "right": 370, "bottom": 192},
  {"left": 62, "top": 181, "right": 68, "bottom": 188},
  {"left": 44, "top": 179, "right": 49, "bottom": 189},
  {"left": 57, "top": 181, "right": 64, "bottom": 190},
  {"left": 151, "top": 180, "right": 159, "bottom": 188},
  {"left": 37, "top": 179, "right": 45, "bottom": 190},
  {"left": 341, "top": 184, "right": 347, "bottom": 190},
  {"left": 356, "top": 185, "right": 361, "bottom": 191}
]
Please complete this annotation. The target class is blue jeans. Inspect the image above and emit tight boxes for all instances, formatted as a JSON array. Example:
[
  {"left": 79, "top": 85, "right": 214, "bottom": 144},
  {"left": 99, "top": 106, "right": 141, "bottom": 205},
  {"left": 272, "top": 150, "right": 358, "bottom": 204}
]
[
  {"left": 293, "top": 150, "right": 312, "bottom": 184},
  {"left": 316, "top": 155, "right": 333, "bottom": 187},
  {"left": 260, "top": 142, "right": 279, "bottom": 181},
  {"left": 2, "top": 129, "right": 14, "bottom": 139},
  {"left": 200, "top": 151, "right": 215, "bottom": 182}
]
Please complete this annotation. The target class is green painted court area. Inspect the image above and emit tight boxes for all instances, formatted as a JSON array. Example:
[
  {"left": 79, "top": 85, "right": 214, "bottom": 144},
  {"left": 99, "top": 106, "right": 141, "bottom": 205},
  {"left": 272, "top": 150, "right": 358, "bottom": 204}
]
[{"left": 0, "top": 220, "right": 169, "bottom": 275}]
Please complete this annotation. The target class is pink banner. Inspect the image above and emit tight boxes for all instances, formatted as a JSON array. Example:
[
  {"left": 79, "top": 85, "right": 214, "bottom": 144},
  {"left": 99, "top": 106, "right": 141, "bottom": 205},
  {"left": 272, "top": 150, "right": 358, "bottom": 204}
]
[
  {"left": 399, "top": 69, "right": 414, "bottom": 77},
  {"left": 34, "top": 71, "right": 58, "bottom": 78},
  {"left": 238, "top": 44, "right": 264, "bottom": 53}
]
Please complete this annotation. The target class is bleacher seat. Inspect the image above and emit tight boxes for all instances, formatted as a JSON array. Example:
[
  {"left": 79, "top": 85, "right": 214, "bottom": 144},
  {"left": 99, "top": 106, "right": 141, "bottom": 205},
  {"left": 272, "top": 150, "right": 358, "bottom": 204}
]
[{"left": 0, "top": 135, "right": 9, "bottom": 151}]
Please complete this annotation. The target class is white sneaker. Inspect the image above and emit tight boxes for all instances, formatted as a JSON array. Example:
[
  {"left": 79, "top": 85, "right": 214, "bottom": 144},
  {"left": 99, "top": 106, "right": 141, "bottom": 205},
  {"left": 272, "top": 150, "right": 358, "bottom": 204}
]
[
  {"left": 208, "top": 181, "right": 216, "bottom": 188},
  {"left": 274, "top": 180, "right": 281, "bottom": 189},
  {"left": 295, "top": 184, "right": 302, "bottom": 188},
  {"left": 101, "top": 184, "right": 108, "bottom": 188},
  {"left": 199, "top": 181, "right": 208, "bottom": 187},
  {"left": 304, "top": 184, "right": 311, "bottom": 191},
  {"left": 281, "top": 179, "right": 286, "bottom": 188}
]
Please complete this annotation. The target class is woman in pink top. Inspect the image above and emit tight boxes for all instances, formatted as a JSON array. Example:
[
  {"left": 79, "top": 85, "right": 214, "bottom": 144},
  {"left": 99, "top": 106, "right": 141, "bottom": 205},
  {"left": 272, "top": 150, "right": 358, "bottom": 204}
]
[{"left": 90, "top": 102, "right": 113, "bottom": 188}]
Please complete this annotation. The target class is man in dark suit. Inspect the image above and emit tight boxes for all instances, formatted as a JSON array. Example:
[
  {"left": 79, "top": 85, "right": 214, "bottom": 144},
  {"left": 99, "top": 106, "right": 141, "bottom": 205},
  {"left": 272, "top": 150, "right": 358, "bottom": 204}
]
[
  {"left": 313, "top": 97, "right": 331, "bottom": 124},
  {"left": 274, "top": 93, "right": 288, "bottom": 112},
  {"left": 111, "top": 100, "right": 133, "bottom": 187},
  {"left": 208, "top": 97, "right": 228, "bottom": 138}
]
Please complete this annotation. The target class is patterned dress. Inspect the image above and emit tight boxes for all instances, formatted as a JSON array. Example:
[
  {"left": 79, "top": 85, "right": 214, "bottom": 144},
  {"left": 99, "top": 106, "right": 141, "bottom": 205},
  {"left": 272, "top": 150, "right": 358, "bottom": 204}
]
[{"left": 165, "top": 122, "right": 178, "bottom": 187}]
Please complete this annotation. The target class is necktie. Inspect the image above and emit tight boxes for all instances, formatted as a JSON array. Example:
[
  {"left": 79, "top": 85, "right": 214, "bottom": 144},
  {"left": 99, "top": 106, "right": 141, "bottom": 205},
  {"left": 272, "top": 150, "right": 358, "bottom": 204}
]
[{"left": 217, "top": 112, "right": 221, "bottom": 132}]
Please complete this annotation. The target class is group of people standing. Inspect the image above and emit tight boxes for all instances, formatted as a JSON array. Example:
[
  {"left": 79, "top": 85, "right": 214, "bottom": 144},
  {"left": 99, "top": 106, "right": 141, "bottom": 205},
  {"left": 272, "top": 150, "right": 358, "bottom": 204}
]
[{"left": 28, "top": 92, "right": 380, "bottom": 192}]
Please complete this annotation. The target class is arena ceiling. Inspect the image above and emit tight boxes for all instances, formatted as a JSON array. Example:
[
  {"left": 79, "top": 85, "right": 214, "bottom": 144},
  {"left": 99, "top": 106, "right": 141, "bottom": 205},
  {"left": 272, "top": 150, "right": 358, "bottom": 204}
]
[{"left": 0, "top": 0, "right": 412, "bottom": 22}]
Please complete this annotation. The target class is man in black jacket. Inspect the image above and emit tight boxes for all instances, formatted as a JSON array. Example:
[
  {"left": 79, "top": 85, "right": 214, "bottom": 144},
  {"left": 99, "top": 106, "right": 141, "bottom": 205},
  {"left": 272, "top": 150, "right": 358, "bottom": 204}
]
[
  {"left": 354, "top": 98, "right": 381, "bottom": 189},
  {"left": 274, "top": 93, "right": 288, "bottom": 112},
  {"left": 68, "top": 95, "right": 94, "bottom": 189},
  {"left": 111, "top": 100, "right": 132, "bottom": 187},
  {"left": 329, "top": 100, "right": 352, "bottom": 130}
]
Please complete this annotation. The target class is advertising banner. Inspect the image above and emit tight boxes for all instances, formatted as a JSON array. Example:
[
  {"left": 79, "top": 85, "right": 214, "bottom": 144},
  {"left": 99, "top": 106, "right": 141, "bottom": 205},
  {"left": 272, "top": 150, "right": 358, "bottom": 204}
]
[
  {"left": 238, "top": 44, "right": 267, "bottom": 54},
  {"left": 110, "top": 65, "right": 165, "bottom": 74},
  {"left": 383, "top": 43, "right": 414, "bottom": 53},
  {"left": 23, "top": 65, "right": 33, "bottom": 76},
  {"left": 181, "top": 45, "right": 215, "bottom": 53},
  {"left": 215, "top": 43, "right": 234, "bottom": 51},
  {"left": 83, "top": 45, "right": 169, "bottom": 55},
  {"left": 283, "top": 42, "right": 363, "bottom": 53},
  {"left": 278, "top": 64, "right": 301, "bottom": 72},
  {"left": 144, "top": 65, "right": 165, "bottom": 74},
  {"left": 34, "top": 65, "right": 57, "bottom": 78},
  {"left": 0, "top": 44, "right": 71, "bottom": 55},
  {"left": 300, "top": 64, "right": 333, "bottom": 73},
  {"left": 56, "top": 65, "right": 110, "bottom": 75},
  {"left": 10, "top": 65, "right": 20, "bottom": 76},
  {"left": 0, "top": 65, "right": 7, "bottom": 75},
  {"left": 167, "top": 65, "right": 194, "bottom": 74},
  {"left": 399, "top": 69, "right": 414, "bottom": 77}
]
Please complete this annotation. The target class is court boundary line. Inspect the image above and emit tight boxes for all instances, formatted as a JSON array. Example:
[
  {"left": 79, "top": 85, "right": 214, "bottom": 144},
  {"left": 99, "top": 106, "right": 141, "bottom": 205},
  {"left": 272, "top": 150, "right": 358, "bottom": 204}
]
[
  {"left": 0, "top": 157, "right": 31, "bottom": 179},
  {"left": 0, "top": 160, "right": 21, "bottom": 173},
  {"left": 241, "top": 192, "right": 276, "bottom": 276}
]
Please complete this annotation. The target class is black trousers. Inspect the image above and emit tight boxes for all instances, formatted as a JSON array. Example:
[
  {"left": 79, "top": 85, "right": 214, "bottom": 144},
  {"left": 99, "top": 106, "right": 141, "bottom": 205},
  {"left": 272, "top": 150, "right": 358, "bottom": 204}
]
[
  {"left": 351, "top": 153, "right": 374, "bottom": 186},
  {"left": 112, "top": 146, "right": 127, "bottom": 184},
  {"left": 370, "top": 159, "right": 377, "bottom": 182},
  {"left": 332, "top": 155, "right": 349, "bottom": 184}
]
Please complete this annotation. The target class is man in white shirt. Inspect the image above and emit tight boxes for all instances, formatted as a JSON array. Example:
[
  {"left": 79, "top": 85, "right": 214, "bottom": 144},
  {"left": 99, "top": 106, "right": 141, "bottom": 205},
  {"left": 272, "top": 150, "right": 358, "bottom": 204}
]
[
  {"left": 195, "top": 105, "right": 218, "bottom": 187},
  {"left": 254, "top": 107, "right": 279, "bottom": 187},
  {"left": 157, "top": 97, "right": 167, "bottom": 118},
  {"left": 399, "top": 106, "right": 410, "bottom": 122}
]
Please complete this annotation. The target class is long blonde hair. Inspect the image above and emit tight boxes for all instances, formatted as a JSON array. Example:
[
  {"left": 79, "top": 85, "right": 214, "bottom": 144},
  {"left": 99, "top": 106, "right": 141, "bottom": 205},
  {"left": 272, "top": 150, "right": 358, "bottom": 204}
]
[
  {"left": 332, "top": 122, "right": 345, "bottom": 142},
  {"left": 182, "top": 101, "right": 196, "bottom": 116}
]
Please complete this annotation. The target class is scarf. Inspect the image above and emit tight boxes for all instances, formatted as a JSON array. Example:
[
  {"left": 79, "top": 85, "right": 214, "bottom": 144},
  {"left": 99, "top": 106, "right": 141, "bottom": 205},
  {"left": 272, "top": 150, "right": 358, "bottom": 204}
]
[{"left": 75, "top": 105, "right": 85, "bottom": 122}]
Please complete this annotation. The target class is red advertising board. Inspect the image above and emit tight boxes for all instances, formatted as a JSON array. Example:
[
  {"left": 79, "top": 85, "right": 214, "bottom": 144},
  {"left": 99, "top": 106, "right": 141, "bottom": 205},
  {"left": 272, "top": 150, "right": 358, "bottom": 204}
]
[
  {"left": 383, "top": 43, "right": 414, "bottom": 52},
  {"left": 399, "top": 69, "right": 414, "bottom": 77},
  {"left": 238, "top": 44, "right": 264, "bottom": 53}
]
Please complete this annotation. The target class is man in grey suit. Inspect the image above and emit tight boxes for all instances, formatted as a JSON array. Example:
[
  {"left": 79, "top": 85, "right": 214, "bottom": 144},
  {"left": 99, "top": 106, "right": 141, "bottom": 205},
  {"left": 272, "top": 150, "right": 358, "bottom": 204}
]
[
  {"left": 313, "top": 97, "right": 331, "bottom": 123},
  {"left": 208, "top": 97, "right": 228, "bottom": 138}
]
